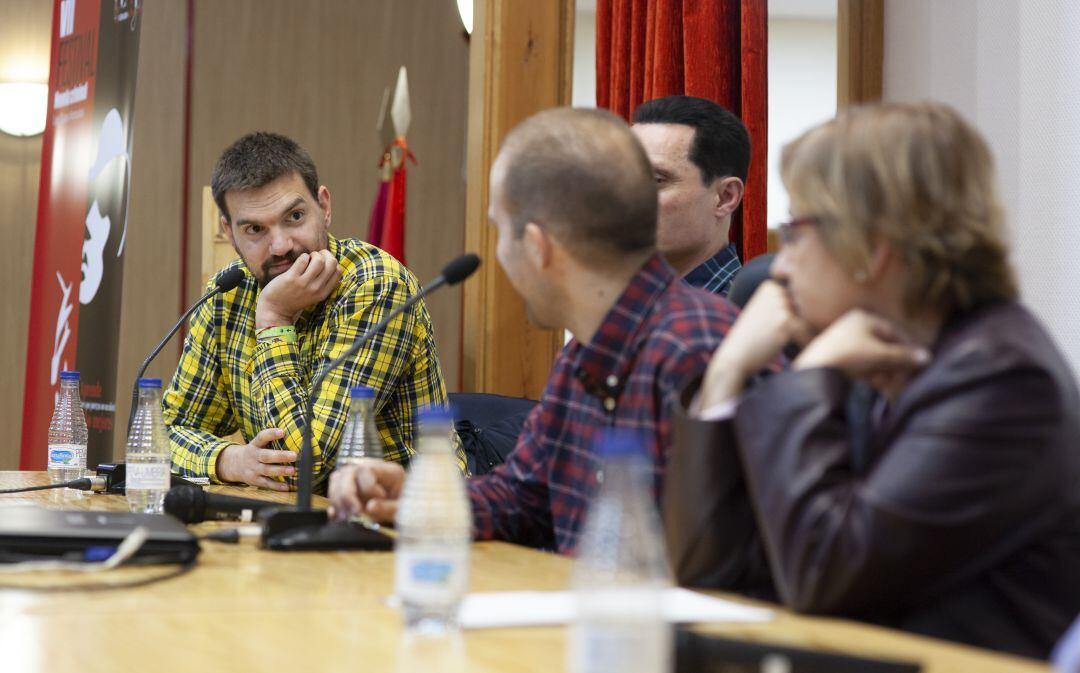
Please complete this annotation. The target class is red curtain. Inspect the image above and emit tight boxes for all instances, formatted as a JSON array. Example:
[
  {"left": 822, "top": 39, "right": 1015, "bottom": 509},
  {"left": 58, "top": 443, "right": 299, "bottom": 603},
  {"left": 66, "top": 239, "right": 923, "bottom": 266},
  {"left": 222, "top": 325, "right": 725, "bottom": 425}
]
[{"left": 597, "top": 0, "right": 768, "bottom": 261}]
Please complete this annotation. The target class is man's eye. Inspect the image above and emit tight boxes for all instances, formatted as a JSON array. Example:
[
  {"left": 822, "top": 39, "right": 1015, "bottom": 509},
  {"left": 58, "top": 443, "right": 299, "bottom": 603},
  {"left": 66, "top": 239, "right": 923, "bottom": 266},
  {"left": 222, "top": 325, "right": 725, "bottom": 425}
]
[
  {"left": 289, "top": 210, "right": 304, "bottom": 222},
  {"left": 246, "top": 225, "right": 263, "bottom": 235}
]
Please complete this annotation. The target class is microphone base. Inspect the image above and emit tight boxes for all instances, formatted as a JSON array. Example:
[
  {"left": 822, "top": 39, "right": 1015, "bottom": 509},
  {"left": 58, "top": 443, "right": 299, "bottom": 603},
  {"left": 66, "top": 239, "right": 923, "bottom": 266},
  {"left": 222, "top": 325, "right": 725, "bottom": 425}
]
[{"left": 260, "top": 509, "right": 394, "bottom": 552}]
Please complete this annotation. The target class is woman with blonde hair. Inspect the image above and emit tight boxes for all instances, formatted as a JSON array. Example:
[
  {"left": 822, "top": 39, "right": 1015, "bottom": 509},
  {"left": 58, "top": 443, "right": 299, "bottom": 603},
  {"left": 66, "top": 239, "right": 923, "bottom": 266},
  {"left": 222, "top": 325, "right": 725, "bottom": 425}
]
[{"left": 664, "top": 101, "right": 1080, "bottom": 658}]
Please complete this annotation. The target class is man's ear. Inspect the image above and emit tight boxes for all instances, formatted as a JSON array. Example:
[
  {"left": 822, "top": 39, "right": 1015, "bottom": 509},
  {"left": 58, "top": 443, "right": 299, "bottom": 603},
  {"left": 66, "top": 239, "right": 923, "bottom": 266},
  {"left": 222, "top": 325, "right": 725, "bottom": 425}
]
[
  {"left": 713, "top": 177, "right": 745, "bottom": 220},
  {"left": 219, "top": 215, "right": 235, "bottom": 245},
  {"left": 318, "top": 185, "right": 332, "bottom": 227},
  {"left": 522, "top": 222, "right": 552, "bottom": 270}
]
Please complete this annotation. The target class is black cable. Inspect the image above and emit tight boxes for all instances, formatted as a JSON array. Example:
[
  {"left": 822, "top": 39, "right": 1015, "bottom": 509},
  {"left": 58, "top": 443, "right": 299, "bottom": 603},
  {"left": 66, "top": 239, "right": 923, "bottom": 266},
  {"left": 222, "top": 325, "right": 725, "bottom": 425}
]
[
  {"left": 0, "top": 478, "right": 94, "bottom": 494},
  {"left": 0, "top": 558, "right": 198, "bottom": 593},
  {"left": 198, "top": 529, "right": 240, "bottom": 543}
]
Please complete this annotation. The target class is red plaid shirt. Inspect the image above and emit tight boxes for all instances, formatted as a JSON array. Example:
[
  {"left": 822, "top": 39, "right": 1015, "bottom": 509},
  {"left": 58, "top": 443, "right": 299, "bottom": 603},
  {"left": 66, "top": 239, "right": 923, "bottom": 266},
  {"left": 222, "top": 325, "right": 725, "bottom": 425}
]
[{"left": 468, "top": 254, "right": 739, "bottom": 553}]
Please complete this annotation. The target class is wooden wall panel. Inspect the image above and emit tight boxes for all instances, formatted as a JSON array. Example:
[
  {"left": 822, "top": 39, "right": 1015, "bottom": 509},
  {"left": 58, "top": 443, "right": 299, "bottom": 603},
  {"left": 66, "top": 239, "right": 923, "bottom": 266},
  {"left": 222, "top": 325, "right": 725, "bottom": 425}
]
[
  {"left": 187, "top": 0, "right": 469, "bottom": 390},
  {"left": 112, "top": 0, "right": 189, "bottom": 458},
  {"left": 0, "top": 0, "right": 52, "bottom": 469},
  {"left": 462, "top": 0, "right": 574, "bottom": 399}
]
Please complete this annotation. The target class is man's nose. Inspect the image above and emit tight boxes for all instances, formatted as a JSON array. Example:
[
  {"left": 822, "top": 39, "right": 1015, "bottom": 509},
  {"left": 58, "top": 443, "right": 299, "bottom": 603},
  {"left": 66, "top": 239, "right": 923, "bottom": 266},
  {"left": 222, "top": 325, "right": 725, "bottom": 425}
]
[{"left": 268, "top": 228, "right": 292, "bottom": 256}]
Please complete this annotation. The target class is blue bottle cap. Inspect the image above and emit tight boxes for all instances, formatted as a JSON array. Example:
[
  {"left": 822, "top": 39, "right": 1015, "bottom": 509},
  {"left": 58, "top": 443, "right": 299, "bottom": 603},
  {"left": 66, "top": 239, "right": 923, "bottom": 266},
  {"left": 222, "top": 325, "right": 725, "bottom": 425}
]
[
  {"left": 59, "top": 371, "right": 80, "bottom": 381},
  {"left": 418, "top": 405, "right": 456, "bottom": 426},
  {"left": 593, "top": 428, "right": 647, "bottom": 459},
  {"left": 138, "top": 377, "right": 163, "bottom": 389},
  {"left": 350, "top": 386, "right": 376, "bottom": 399}
]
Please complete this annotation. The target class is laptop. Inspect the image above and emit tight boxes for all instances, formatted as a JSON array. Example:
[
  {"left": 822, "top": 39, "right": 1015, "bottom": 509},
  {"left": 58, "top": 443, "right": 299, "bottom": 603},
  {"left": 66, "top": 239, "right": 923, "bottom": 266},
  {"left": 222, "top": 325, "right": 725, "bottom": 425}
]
[{"left": 0, "top": 505, "right": 200, "bottom": 565}]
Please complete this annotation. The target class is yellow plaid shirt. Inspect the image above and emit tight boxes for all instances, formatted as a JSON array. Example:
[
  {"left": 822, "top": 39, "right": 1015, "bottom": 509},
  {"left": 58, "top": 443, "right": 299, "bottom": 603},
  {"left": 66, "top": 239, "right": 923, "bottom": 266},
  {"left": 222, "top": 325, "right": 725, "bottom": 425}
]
[{"left": 163, "top": 235, "right": 464, "bottom": 492}]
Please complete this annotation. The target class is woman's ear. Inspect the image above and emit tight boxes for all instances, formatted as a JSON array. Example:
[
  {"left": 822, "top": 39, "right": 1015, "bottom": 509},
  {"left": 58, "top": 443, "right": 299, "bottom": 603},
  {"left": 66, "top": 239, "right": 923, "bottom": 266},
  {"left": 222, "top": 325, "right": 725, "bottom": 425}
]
[{"left": 866, "top": 237, "right": 893, "bottom": 282}]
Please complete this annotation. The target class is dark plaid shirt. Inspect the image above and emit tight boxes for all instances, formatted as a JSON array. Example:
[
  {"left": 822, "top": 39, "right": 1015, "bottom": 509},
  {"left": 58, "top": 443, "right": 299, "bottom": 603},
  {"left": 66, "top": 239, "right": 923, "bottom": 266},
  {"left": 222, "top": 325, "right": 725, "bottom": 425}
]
[
  {"left": 468, "top": 254, "right": 740, "bottom": 553},
  {"left": 683, "top": 243, "right": 741, "bottom": 296}
]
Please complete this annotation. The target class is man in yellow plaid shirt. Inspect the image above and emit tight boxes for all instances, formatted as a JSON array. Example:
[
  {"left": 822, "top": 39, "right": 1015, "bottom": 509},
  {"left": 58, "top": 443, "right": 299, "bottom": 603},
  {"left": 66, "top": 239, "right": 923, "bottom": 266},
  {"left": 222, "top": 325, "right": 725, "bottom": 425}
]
[{"left": 164, "top": 132, "right": 461, "bottom": 493}]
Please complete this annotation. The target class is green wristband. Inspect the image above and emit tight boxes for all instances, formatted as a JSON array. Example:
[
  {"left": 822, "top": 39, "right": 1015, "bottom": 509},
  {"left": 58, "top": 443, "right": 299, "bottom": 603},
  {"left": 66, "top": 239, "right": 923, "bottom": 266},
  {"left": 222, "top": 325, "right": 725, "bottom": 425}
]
[{"left": 256, "top": 325, "right": 297, "bottom": 344}]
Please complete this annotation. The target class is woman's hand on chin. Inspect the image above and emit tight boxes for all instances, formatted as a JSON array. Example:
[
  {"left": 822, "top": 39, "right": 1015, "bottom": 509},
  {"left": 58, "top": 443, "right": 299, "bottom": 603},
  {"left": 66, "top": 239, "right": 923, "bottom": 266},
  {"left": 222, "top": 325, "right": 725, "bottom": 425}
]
[
  {"left": 793, "top": 309, "right": 931, "bottom": 395},
  {"left": 697, "top": 280, "right": 813, "bottom": 410}
]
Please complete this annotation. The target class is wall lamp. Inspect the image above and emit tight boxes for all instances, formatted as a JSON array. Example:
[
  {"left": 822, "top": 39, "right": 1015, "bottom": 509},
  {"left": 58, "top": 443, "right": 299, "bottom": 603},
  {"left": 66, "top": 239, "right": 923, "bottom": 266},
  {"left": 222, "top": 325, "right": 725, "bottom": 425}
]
[
  {"left": 457, "top": 0, "right": 473, "bottom": 36},
  {"left": 0, "top": 82, "right": 49, "bottom": 137}
]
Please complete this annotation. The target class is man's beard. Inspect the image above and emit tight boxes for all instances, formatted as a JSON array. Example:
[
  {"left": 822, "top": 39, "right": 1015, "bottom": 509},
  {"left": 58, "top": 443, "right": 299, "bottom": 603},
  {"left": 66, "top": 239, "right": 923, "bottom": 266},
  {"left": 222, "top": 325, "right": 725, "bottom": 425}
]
[{"left": 247, "top": 249, "right": 306, "bottom": 288}]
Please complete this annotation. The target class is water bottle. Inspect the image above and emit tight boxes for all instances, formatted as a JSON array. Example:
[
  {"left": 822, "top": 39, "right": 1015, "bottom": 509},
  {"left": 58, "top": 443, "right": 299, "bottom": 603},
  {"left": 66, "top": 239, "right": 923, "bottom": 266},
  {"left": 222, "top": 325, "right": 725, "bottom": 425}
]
[
  {"left": 337, "top": 386, "right": 383, "bottom": 466},
  {"left": 125, "top": 377, "right": 171, "bottom": 514},
  {"left": 569, "top": 429, "right": 673, "bottom": 673},
  {"left": 47, "top": 370, "right": 88, "bottom": 485},
  {"left": 395, "top": 406, "right": 472, "bottom": 634}
]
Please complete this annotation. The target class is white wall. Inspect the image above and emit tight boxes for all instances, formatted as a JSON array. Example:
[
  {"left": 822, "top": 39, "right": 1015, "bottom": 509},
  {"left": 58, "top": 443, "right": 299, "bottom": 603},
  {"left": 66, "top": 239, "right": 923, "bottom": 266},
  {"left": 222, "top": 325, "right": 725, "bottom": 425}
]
[
  {"left": 767, "top": 18, "right": 836, "bottom": 226},
  {"left": 884, "top": 0, "right": 1080, "bottom": 375},
  {"left": 573, "top": 8, "right": 597, "bottom": 108}
]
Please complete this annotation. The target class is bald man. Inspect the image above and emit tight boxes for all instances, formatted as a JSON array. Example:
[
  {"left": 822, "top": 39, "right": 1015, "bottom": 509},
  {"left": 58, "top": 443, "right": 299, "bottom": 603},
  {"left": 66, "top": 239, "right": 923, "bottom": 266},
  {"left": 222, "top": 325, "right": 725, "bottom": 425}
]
[{"left": 328, "top": 107, "right": 766, "bottom": 581}]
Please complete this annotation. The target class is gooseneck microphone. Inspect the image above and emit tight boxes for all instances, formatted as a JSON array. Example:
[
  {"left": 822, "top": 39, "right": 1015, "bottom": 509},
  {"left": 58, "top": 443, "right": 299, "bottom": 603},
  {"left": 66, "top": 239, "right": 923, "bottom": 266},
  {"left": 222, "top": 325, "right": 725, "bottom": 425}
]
[
  {"left": 262, "top": 253, "right": 481, "bottom": 550},
  {"left": 296, "top": 253, "right": 480, "bottom": 509},
  {"left": 164, "top": 485, "right": 278, "bottom": 524},
  {"left": 126, "top": 267, "right": 245, "bottom": 435}
]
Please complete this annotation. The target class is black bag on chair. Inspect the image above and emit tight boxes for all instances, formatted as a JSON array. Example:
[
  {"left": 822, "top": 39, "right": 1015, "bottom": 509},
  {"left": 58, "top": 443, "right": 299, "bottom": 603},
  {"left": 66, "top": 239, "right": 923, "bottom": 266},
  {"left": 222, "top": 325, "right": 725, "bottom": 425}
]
[{"left": 449, "top": 392, "right": 537, "bottom": 476}]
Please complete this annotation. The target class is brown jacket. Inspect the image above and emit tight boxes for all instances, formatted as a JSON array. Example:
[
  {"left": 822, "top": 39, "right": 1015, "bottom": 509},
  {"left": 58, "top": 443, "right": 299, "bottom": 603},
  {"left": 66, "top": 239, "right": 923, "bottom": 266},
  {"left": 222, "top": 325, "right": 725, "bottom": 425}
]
[{"left": 664, "top": 301, "right": 1080, "bottom": 659}]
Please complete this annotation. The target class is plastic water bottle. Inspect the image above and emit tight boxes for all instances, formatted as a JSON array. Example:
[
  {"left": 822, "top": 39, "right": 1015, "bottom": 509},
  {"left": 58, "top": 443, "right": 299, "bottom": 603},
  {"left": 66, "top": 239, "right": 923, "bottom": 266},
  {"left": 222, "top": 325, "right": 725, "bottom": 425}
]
[
  {"left": 395, "top": 406, "right": 472, "bottom": 633},
  {"left": 47, "top": 370, "right": 88, "bottom": 485},
  {"left": 337, "top": 386, "right": 383, "bottom": 466},
  {"left": 125, "top": 378, "right": 171, "bottom": 514},
  {"left": 569, "top": 429, "right": 673, "bottom": 673}
]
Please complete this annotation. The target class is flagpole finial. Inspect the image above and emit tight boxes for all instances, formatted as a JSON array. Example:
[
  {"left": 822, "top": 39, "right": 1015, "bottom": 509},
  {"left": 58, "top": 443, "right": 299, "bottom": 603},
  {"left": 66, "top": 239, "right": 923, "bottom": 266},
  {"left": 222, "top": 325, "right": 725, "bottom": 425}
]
[
  {"left": 376, "top": 85, "right": 394, "bottom": 149},
  {"left": 391, "top": 66, "right": 411, "bottom": 139}
]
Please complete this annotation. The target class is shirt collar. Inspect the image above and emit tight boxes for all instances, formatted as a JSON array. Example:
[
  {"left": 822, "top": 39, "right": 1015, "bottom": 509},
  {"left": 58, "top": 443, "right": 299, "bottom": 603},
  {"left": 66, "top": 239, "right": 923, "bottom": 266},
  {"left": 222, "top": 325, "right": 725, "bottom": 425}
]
[
  {"left": 571, "top": 254, "right": 676, "bottom": 403},
  {"left": 683, "top": 243, "right": 741, "bottom": 295},
  {"left": 327, "top": 233, "right": 341, "bottom": 259}
]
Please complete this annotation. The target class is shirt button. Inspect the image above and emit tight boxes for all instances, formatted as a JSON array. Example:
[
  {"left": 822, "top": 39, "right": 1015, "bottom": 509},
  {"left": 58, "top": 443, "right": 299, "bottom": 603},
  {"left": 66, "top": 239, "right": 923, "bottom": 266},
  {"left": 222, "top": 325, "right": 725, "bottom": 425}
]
[
  {"left": 604, "top": 397, "right": 616, "bottom": 411},
  {"left": 605, "top": 375, "right": 618, "bottom": 388}
]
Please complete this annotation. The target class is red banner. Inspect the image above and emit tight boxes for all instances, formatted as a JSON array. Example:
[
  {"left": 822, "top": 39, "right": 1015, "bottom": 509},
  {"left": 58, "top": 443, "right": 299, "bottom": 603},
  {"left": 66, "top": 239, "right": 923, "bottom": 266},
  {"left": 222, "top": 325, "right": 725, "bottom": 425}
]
[{"left": 20, "top": 0, "right": 142, "bottom": 469}]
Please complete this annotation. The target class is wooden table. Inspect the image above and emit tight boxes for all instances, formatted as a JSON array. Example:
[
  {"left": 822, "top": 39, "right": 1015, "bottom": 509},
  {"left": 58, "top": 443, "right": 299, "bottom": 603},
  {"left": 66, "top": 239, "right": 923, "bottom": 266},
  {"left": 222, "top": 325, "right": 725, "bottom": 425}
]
[{"left": 0, "top": 472, "right": 1046, "bottom": 673}]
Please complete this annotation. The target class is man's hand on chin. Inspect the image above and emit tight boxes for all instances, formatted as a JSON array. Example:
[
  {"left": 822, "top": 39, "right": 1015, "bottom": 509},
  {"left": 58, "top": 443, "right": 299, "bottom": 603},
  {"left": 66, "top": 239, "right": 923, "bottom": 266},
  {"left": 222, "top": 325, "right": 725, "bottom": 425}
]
[{"left": 255, "top": 250, "right": 342, "bottom": 329}]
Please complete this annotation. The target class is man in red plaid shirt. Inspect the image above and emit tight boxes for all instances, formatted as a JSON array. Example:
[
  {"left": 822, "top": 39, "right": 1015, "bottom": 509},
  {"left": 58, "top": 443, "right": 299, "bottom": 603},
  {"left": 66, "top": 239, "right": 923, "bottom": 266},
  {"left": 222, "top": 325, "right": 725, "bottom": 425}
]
[{"left": 330, "top": 108, "right": 762, "bottom": 584}]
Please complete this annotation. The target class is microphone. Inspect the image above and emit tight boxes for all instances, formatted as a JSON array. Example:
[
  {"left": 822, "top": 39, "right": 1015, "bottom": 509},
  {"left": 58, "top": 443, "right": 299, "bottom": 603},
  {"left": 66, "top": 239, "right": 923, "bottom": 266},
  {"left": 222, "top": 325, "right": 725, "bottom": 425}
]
[
  {"left": 126, "top": 267, "right": 245, "bottom": 435},
  {"left": 262, "top": 253, "right": 481, "bottom": 550},
  {"left": 164, "top": 485, "right": 279, "bottom": 524},
  {"left": 440, "top": 253, "right": 481, "bottom": 286}
]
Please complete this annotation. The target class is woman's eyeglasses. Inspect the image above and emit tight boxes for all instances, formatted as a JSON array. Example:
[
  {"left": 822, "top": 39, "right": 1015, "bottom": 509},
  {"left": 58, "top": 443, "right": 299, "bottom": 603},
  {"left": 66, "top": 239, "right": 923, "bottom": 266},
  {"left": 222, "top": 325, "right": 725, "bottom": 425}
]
[{"left": 776, "top": 215, "right": 822, "bottom": 246}]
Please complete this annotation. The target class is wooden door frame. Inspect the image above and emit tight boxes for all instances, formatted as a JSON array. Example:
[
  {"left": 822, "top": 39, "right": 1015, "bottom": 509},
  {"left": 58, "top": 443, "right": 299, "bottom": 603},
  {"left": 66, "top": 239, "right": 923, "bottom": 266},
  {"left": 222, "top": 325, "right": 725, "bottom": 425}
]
[
  {"left": 461, "top": 0, "right": 574, "bottom": 398},
  {"left": 838, "top": 0, "right": 884, "bottom": 107}
]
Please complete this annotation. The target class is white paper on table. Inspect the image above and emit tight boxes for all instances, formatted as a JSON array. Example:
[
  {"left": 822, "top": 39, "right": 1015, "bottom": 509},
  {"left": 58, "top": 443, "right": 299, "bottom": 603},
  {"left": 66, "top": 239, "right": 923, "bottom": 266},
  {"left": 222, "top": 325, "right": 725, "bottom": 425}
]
[{"left": 458, "top": 587, "right": 773, "bottom": 630}]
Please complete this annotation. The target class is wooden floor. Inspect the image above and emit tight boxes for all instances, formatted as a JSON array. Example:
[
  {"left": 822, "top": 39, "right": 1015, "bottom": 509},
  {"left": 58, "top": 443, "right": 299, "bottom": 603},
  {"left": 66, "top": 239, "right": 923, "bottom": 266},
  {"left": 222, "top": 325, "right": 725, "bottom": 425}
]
[{"left": 0, "top": 472, "right": 1048, "bottom": 673}]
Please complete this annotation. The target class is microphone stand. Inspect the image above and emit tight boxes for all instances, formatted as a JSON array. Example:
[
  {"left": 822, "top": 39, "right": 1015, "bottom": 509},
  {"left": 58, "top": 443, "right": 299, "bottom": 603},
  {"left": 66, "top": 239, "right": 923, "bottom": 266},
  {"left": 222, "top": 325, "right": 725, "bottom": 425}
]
[
  {"left": 124, "top": 267, "right": 244, "bottom": 436},
  {"left": 125, "top": 285, "right": 222, "bottom": 436},
  {"left": 261, "top": 275, "right": 453, "bottom": 551}
]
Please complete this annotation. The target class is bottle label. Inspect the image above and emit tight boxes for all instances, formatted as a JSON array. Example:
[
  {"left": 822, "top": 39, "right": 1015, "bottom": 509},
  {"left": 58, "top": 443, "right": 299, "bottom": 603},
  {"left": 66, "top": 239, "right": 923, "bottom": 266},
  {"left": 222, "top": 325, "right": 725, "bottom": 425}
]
[
  {"left": 126, "top": 462, "right": 170, "bottom": 490},
  {"left": 569, "top": 619, "right": 671, "bottom": 673},
  {"left": 395, "top": 544, "right": 469, "bottom": 606},
  {"left": 48, "top": 444, "right": 82, "bottom": 468}
]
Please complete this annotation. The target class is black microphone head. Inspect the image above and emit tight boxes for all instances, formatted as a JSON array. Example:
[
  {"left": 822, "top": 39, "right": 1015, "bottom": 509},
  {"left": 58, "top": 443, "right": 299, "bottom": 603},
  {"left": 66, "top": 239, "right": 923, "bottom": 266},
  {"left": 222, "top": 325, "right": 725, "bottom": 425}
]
[
  {"left": 215, "top": 267, "right": 246, "bottom": 293},
  {"left": 163, "top": 485, "right": 207, "bottom": 524},
  {"left": 441, "top": 253, "right": 481, "bottom": 286}
]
